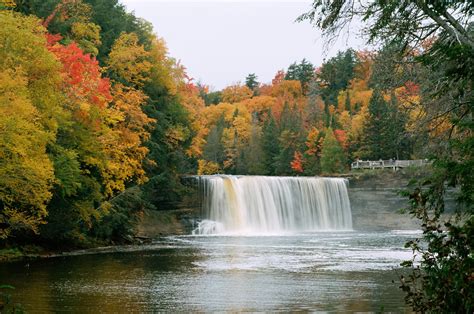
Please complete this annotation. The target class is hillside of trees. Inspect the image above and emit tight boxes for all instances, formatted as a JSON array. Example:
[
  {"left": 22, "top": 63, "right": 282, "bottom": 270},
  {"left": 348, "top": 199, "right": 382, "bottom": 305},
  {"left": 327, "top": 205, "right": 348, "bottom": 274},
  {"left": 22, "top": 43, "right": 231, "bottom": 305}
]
[{"left": 193, "top": 50, "right": 423, "bottom": 177}]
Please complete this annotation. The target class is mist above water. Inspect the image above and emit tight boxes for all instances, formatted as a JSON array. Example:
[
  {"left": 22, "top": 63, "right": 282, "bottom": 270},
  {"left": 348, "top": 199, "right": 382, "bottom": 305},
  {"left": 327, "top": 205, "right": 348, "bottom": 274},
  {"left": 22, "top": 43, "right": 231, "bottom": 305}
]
[{"left": 194, "top": 176, "right": 352, "bottom": 235}]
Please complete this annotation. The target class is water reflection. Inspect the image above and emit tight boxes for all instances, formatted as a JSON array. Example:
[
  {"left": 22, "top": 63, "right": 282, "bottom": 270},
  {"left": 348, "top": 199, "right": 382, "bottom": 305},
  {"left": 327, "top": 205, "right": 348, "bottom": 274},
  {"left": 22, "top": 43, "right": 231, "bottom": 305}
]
[{"left": 0, "top": 231, "right": 416, "bottom": 312}]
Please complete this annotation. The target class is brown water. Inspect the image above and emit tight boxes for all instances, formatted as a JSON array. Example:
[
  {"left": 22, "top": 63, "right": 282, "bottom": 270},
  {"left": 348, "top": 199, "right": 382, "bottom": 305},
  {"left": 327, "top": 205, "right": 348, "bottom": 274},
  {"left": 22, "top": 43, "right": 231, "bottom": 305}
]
[{"left": 0, "top": 231, "right": 418, "bottom": 312}]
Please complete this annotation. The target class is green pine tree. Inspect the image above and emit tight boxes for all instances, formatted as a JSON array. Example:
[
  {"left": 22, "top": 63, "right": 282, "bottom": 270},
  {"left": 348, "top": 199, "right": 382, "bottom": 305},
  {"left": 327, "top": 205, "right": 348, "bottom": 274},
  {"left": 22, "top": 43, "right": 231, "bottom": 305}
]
[
  {"left": 261, "top": 110, "right": 279, "bottom": 175},
  {"left": 320, "top": 128, "right": 347, "bottom": 174}
]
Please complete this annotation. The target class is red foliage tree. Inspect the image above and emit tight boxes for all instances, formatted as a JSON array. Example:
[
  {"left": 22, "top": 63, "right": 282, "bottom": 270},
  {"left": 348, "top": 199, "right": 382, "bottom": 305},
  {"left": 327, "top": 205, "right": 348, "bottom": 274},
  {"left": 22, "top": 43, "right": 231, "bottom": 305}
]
[
  {"left": 47, "top": 33, "right": 112, "bottom": 109},
  {"left": 334, "top": 129, "right": 348, "bottom": 150},
  {"left": 290, "top": 151, "right": 304, "bottom": 173}
]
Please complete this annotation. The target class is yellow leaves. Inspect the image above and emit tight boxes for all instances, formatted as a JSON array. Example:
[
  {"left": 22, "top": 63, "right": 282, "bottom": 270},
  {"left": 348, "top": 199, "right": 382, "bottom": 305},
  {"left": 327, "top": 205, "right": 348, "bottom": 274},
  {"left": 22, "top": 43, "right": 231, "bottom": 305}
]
[
  {"left": 0, "top": 13, "right": 63, "bottom": 237},
  {"left": 0, "top": 0, "right": 15, "bottom": 9},
  {"left": 148, "top": 36, "right": 181, "bottom": 95},
  {"left": 166, "top": 125, "right": 190, "bottom": 148},
  {"left": 197, "top": 160, "right": 221, "bottom": 175},
  {"left": 111, "top": 83, "right": 153, "bottom": 137},
  {"left": 221, "top": 84, "right": 253, "bottom": 103},
  {"left": 271, "top": 80, "right": 303, "bottom": 100},
  {"left": 394, "top": 85, "right": 427, "bottom": 135},
  {"left": 78, "top": 101, "right": 91, "bottom": 115},
  {"left": 0, "top": 11, "right": 63, "bottom": 134},
  {"left": 241, "top": 95, "right": 277, "bottom": 115},
  {"left": 70, "top": 22, "right": 101, "bottom": 56},
  {"left": 338, "top": 110, "right": 352, "bottom": 132},
  {"left": 187, "top": 127, "right": 209, "bottom": 157},
  {"left": 354, "top": 91, "right": 371, "bottom": 109},
  {"left": 350, "top": 105, "right": 368, "bottom": 140},
  {"left": 0, "top": 68, "right": 54, "bottom": 238},
  {"left": 108, "top": 32, "right": 152, "bottom": 88},
  {"left": 99, "top": 127, "right": 150, "bottom": 196},
  {"left": 98, "top": 83, "right": 155, "bottom": 197},
  {"left": 305, "top": 127, "right": 320, "bottom": 156}
]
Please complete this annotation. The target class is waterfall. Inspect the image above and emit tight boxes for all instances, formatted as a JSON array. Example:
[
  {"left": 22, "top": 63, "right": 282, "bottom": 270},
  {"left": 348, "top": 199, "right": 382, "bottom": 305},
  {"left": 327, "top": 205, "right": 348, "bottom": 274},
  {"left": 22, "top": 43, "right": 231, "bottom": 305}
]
[{"left": 193, "top": 175, "right": 352, "bottom": 235}]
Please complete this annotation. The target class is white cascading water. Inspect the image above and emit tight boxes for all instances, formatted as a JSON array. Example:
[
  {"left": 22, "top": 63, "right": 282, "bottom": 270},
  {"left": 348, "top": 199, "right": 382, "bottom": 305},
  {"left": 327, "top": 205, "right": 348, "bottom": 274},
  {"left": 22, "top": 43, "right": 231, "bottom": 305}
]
[{"left": 193, "top": 175, "right": 352, "bottom": 235}]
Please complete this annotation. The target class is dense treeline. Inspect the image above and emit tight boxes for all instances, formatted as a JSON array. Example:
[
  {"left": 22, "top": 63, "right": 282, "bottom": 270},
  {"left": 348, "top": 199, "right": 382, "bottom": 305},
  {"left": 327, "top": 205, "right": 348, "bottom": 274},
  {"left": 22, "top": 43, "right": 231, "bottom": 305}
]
[
  {"left": 0, "top": 0, "right": 196, "bottom": 247},
  {"left": 193, "top": 50, "right": 422, "bottom": 176}
]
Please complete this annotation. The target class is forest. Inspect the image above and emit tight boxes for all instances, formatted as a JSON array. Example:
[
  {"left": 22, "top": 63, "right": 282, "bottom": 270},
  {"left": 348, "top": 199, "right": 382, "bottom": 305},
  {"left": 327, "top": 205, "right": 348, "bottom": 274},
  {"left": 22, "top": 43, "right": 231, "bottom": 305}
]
[
  {"left": 0, "top": 0, "right": 473, "bottom": 311},
  {"left": 0, "top": 0, "right": 469, "bottom": 247}
]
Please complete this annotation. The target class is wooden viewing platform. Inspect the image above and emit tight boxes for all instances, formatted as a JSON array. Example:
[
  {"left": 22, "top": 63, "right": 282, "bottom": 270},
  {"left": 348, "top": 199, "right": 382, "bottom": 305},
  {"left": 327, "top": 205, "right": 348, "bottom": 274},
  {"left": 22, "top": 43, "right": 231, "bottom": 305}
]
[{"left": 351, "top": 159, "right": 431, "bottom": 170}]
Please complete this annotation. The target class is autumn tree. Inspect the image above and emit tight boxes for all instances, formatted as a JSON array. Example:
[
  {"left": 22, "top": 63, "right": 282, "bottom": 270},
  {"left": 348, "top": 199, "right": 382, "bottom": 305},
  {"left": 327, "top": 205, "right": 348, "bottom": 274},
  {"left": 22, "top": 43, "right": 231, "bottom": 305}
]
[
  {"left": 303, "top": 127, "right": 322, "bottom": 175},
  {"left": 0, "top": 12, "right": 61, "bottom": 240},
  {"left": 107, "top": 32, "right": 151, "bottom": 88},
  {"left": 290, "top": 151, "right": 304, "bottom": 173},
  {"left": 41, "top": 35, "right": 115, "bottom": 243},
  {"left": 221, "top": 84, "right": 253, "bottom": 103}
]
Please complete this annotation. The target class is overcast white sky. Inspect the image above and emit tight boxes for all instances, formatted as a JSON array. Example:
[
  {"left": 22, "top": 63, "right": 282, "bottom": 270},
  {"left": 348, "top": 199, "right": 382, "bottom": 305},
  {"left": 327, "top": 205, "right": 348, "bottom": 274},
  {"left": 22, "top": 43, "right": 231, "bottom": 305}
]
[{"left": 120, "top": 0, "right": 366, "bottom": 90}]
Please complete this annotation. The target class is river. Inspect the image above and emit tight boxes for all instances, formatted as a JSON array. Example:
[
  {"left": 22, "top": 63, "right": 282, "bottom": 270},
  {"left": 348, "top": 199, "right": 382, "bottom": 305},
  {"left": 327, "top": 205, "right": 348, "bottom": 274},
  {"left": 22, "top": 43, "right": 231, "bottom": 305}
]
[{"left": 0, "top": 230, "right": 418, "bottom": 312}]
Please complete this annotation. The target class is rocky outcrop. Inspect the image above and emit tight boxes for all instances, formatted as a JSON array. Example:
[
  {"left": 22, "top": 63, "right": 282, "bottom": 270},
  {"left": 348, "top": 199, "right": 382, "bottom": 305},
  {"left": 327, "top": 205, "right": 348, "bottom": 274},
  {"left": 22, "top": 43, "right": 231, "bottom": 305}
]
[
  {"left": 347, "top": 168, "right": 455, "bottom": 230},
  {"left": 135, "top": 208, "right": 199, "bottom": 238}
]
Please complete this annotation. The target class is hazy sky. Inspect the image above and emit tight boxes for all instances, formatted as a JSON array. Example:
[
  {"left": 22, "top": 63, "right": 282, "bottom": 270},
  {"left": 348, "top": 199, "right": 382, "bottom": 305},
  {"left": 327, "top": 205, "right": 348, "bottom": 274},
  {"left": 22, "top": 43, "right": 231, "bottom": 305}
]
[{"left": 120, "top": 0, "right": 366, "bottom": 90}]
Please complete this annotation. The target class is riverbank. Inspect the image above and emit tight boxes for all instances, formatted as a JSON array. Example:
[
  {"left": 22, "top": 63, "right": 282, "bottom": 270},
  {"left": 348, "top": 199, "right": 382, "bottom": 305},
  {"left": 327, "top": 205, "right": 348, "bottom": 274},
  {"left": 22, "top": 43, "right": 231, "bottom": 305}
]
[
  {"left": 135, "top": 208, "right": 198, "bottom": 238},
  {"left": 0, "top": 207, "right": 199, "bottom": 262}
]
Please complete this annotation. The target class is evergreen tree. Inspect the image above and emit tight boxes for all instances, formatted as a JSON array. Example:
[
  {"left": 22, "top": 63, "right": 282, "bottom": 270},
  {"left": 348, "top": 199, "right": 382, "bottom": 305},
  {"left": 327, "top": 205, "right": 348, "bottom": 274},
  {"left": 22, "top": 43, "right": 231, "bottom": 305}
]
[
  {"left": 345, "top": 91, "right": 351, "bottom": 112},
  {"left": 203, "top": 114, "right": 226, "bottom": 165},
  {"left": 142, "top": 92, "right": 192, "bottom": 208},
  {"left": 242, "top": 115, "right": 265, "bottom": 174},
  {"left": 274, "top": 103, "right": 304, "bottom": 175},
  {"left": 359, "top": 89, "right": 389, "bottom": 159},
  {"left": 387, "top": 91, "right": 412, "bottom": 159},
  {"left": 261, "top": 110, "right": 279, "bottom": 175},
  {"left": 320, "top": 128, "right": 346, "bottom": 174},
  {"left": 359, "top": 89, "right": 411, "bottom": 160},
  {"left": 285, "top": 59, "right": 315, "bottom": 94},
  {"left": 245, "top": 73, "right": 259, "bottom": 95},
  {"left": 317, "top": 49, "right": 357, "bottom": 106}
]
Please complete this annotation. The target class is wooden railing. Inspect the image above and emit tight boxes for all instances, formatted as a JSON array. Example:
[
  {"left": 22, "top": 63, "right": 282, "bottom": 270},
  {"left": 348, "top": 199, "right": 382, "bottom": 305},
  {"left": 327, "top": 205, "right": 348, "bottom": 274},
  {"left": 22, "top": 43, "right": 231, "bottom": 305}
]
[{"left": 351, "top": 159, "right": 431, "bottom": 170}]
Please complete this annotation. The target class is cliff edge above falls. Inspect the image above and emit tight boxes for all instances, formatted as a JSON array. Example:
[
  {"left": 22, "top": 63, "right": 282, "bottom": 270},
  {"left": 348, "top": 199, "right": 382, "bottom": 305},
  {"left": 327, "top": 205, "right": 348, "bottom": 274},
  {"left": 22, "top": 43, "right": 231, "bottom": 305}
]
[{"left": 347, "top": 167, "right": 455, "bottom": 231}]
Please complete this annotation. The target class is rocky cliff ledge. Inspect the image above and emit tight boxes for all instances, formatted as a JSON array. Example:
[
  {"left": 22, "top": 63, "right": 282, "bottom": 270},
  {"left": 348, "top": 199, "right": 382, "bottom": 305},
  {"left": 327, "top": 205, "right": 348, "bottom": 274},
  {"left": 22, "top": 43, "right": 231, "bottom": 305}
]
[{"left": 347, "top": 168, "right": 455, "bottom": 230}]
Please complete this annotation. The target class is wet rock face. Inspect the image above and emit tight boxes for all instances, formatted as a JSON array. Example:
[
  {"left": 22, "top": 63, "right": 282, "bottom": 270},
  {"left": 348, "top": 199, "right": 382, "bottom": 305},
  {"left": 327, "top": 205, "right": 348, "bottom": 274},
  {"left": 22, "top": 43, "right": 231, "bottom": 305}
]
[
  {"left": 347, "top": 170, "right": 456, "bottom": 231},
  {"left": 348, "top": 187, "right": 420, "bottom": 230}
]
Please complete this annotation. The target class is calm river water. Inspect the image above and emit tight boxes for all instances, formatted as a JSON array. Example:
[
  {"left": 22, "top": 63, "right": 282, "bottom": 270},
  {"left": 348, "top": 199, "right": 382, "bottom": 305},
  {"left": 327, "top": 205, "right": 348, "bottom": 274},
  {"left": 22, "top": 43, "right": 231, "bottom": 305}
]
[{"left": 0, "top": 230, "right": 420, "bottom": 312}]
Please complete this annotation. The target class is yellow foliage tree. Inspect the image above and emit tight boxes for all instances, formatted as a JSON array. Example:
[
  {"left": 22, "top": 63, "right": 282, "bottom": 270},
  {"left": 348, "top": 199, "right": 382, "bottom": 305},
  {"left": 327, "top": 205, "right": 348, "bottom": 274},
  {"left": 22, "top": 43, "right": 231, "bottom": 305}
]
[
  {"left": 221, "top": 84, "right": 253, "bottom": 103},
  {"left": 338, "top": 110, "right": 352, "bottom": 132},
  {"left": 108, "top": 32, "right": 152, "bottom": 88},
  {"left": 197, "top": 160, "right": 221, "bottom": 175},
  {"left": 0, "top": 12, "right": 63, "bottom": 238},
  {"left": 70, "top": 21, "right": 101, "bottom": 56}
]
